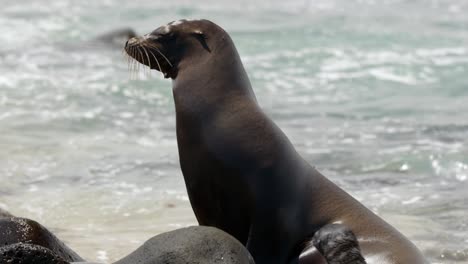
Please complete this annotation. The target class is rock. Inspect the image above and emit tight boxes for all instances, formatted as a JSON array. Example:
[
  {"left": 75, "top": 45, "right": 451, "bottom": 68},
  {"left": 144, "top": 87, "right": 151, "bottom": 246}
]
[
  {"left": 114, "top": 226, "right": 255, "bottom": 264},
  {"left": 0, "top": 243, "right": 69, "bottom": 264},
  {"left": 70, "top": 262, "right": 104, "bottom": 264},
  {"left": 0, "top": 217, "right": 84, "bottom": 262}
]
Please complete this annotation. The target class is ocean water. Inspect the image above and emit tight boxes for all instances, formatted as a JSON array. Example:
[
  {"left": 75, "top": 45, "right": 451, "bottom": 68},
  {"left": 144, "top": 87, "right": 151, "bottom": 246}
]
[{"left": 0, "top": 0, "right": 467, "bottom": 263}]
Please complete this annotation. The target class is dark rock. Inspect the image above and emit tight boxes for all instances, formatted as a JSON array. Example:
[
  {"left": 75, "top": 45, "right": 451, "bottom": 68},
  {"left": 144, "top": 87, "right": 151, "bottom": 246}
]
[
  {"left": 0, "top": 243, "right": 69, "bottom": 264},
  {"left": 0, "top": 217, "right": 84, "bottom": 262},
  {"left": 114, "top": 226, "right": 255, "bottom": 264}
]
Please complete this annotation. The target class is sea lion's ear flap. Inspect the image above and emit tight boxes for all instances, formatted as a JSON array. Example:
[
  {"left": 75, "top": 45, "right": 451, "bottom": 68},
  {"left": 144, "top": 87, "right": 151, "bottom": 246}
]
[{"left": 192, "top": 30, "right": 211, "bottom": 52}]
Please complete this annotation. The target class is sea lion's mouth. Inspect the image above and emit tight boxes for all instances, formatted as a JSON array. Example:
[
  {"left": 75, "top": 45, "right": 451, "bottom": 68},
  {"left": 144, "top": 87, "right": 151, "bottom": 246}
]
[{"left": 124, "top": 36, "right": 174, "bottom": 78}]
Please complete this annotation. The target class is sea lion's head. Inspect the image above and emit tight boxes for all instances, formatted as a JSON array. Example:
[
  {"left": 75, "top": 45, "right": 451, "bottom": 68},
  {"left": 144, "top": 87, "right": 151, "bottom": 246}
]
[{"left": 125, "top": 19, "right": 221, "bottom": 79}]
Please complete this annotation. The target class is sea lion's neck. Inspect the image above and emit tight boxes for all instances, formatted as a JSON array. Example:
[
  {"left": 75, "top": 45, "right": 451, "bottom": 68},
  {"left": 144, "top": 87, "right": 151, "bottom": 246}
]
[{"left": 172, "top": 37, "right": 257, "bottom": 114}]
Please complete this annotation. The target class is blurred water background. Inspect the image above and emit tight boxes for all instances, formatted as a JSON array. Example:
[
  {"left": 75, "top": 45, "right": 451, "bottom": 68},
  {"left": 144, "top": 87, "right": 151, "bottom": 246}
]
[{"left": 0, "top": 0, "right": 467, "bottom": 263}]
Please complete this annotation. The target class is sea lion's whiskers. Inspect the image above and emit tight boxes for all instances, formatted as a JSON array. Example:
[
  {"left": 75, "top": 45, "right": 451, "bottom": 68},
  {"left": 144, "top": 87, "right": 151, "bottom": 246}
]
[
  {"left": 142, "top": 43, "right": 163, "bottom": 74},
  {"left": 122, "top": 48, "right": 129, "bottom": 65},
  {"left": 155, "top": 47, "right": 173, "bottom": 67},
  {"left": 148, "top": 48, "right": 163, "bottom": 74},
  {"left": 141, "top": 46, "right": 155, "bottom": 77},
  {"left": 130, "top": 46, "right": 139, "bottom": 79},
  {"left": 141, "top": 46, "right": 150, "bottom": 77},
  {"left": 136, "top": 46, "right": 147, "bottom": 79},
  {"left": 140, "top": 44, "right": 152, "bottom": 67},
  {"left": 133, "top": 46, "right": 140, "bottom": 78},
  {"left": 126, "top": 55, "right": 133, "bottom": 79},
  {"left": 121, "top": 48, "right": 127, "bottom": 60},
  {"left": 123, "top": 48, "right": 134, "bottom": 77},
  {"left": 145, "top": 43, "right": 173, "bottom": 67},
  {"left": 127, "top": 46, "right": 134, "bottom": 79},
  {"left": 124, "top": 47, "right": 134, "bottom": 79}
]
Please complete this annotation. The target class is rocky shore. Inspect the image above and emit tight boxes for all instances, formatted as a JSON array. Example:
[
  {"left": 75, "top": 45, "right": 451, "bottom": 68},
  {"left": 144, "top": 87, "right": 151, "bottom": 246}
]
[{"left": 0, "top": 209, "right": 254, "bottom": 264}]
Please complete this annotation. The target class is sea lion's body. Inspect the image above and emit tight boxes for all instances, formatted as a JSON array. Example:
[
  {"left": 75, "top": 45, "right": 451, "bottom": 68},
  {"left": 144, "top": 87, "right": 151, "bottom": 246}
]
[{"left": 125, "top": 19, "right": 427, "bottom": 264}]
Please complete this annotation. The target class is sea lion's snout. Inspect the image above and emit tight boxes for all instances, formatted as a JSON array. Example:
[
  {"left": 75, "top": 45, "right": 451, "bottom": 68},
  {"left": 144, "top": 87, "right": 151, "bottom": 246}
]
[
  {"left": 124, "top": 33, "right": 175, "bottom": 78},
  {"left": 125, "top": 36, "right": 143, "bottom": 47}
]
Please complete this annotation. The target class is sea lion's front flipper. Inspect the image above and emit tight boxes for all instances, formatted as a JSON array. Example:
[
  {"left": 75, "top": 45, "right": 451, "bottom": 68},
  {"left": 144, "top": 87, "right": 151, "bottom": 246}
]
[
  {"left": 312, "top": 224, "right": 366, "bottom": 264},
  {"left": 293, "top": 224, "right": 366, "bottom": 264}
]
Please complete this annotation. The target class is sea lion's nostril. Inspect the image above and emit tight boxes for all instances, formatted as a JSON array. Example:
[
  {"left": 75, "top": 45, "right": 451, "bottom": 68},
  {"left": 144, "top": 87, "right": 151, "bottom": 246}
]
[{"left": 127, "top": 37, "right": 139, "bottom": 46}]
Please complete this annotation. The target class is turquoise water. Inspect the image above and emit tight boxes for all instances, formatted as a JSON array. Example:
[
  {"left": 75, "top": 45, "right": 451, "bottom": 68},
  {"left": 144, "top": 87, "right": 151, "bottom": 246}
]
[{"left": 1, "top": 0, "right": 467, "bottom": 262}]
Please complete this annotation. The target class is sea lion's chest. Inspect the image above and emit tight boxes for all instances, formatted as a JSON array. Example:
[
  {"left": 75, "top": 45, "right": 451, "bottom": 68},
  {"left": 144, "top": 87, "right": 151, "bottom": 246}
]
[{"left": 175, "top": 110, "right": 252, "bottom": 243}]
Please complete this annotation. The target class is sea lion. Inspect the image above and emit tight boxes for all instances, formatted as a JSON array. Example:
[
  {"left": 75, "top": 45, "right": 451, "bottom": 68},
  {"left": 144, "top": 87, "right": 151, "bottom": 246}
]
[{"left": 124, "top": 19, "right": 427, "bottom": 264}]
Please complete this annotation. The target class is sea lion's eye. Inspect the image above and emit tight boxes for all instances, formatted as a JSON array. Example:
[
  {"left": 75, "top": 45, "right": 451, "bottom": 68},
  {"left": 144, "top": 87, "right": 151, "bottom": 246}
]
[
  {"left": 192, "top": 30, "right": 204, "bottom": 37},
  {"left": 191, "top": 30, "right": 210, "bottom": 52},
  {"left": 151, "top": 25, "right": 174, "bottom": 38}
]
